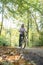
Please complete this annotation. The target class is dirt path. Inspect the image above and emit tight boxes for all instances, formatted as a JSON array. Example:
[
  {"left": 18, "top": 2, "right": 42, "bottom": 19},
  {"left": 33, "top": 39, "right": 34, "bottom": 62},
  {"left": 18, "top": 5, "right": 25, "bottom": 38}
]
[
  {"left": 15, "top": 47, "right": 43, "bottom": 65},
  {"left": 23, "top": 48, "right": 43, "bottom": 65}
]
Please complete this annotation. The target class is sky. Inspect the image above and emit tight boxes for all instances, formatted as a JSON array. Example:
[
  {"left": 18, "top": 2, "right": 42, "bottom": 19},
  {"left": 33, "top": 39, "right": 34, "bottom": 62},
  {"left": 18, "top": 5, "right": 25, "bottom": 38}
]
[{"left": 0, "top": 14, "right": 17, "bottom": 29}]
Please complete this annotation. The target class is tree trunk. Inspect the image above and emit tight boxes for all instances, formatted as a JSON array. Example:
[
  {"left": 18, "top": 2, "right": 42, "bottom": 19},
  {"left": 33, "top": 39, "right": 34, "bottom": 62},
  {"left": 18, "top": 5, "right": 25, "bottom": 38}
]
[
  {"left": 27, "top": 10, "right": 30, "bottom": 47},
  {"left": 0, "top": 4, "right": 4, "bottom": 35},
  {"left": 9, "top": 29, "right": 12, "bottom": 46}
]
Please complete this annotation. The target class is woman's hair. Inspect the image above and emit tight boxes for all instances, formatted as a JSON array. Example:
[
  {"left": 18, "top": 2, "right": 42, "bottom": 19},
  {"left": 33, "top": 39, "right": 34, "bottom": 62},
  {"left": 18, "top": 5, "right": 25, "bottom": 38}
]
[{"left": 21, "top": 24, "right": 24, "bottom": 28}]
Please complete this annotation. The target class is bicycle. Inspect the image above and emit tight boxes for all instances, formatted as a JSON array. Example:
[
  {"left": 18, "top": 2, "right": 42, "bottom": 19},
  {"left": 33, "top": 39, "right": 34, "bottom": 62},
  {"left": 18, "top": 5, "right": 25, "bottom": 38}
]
[{"left": 20, "top": 33, "right": 27, "bottom": 49}]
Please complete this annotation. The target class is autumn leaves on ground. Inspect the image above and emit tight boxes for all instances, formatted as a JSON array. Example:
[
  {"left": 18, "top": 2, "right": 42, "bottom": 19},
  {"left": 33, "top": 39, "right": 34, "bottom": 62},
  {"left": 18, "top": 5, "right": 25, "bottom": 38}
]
[{"left": 0, "top": 46, "right": 34, "bottom": 65}]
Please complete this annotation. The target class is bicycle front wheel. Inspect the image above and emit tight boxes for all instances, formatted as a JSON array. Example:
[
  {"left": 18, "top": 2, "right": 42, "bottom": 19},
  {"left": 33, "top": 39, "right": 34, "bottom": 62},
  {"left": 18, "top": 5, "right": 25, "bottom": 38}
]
[{"left": 21, "top": 41, "right": 26, "bottom": 49}]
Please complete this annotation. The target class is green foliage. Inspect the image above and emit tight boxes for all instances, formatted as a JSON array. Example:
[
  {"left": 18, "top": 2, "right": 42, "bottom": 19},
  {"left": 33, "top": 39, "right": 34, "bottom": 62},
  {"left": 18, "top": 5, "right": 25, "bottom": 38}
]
[
  {"left": 39, "top": 32, "right": 43, "bottom": 46},
  {"left": 2, "top": 61, "right": 14, "bottom": 65},
  {"left": 0, "top": 36, "right": 10, "bottom": 46}
]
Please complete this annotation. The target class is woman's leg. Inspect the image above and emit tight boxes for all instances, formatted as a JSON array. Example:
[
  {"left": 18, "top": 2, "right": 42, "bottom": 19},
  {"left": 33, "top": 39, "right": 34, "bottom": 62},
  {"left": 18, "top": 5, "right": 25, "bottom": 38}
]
[{"left": 19, "top": 34, "right": 22, "bottom": 47}]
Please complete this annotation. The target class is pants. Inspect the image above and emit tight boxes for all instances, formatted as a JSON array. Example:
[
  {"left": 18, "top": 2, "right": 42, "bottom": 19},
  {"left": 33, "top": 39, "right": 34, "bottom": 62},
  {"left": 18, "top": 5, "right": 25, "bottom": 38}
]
[{"left": 19, "top": 33, "right": 24, "bottom": 47}]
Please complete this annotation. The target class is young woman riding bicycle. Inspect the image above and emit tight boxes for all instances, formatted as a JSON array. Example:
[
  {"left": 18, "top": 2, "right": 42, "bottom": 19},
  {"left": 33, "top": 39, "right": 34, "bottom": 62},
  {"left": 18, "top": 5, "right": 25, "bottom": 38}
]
[{"left": 19, "top": 24, "right": 26, "bottom": 48}]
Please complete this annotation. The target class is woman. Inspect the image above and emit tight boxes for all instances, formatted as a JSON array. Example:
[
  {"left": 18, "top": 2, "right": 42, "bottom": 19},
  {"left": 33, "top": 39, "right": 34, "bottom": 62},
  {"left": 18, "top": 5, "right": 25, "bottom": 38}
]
[{"left": 19, "top": 24, "right": 26, "bottom": 47}]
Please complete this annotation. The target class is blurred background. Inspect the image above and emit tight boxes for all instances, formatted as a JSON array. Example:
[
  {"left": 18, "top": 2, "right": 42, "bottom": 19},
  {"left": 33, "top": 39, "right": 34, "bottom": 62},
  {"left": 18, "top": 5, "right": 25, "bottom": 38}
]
[{"left": 0, "top": 0, "right": 43, "bottom": 47}]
